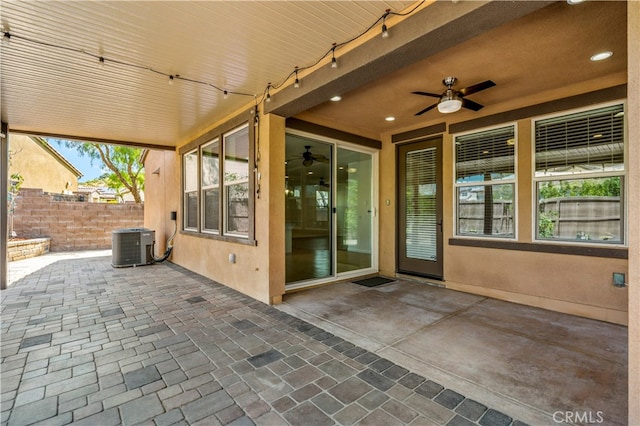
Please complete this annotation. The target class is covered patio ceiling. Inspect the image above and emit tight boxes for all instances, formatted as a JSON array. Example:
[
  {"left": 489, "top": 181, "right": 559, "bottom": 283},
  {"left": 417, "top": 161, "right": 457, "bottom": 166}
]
[{"left": 0, "top": 1, "right": 628, "bottom": 149}]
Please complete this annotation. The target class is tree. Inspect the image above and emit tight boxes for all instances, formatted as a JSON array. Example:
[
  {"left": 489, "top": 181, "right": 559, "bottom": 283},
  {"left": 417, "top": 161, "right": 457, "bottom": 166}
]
[
  {"left": 55, "top": 140, "right": 145, "bottom": 203},
  {"left": 8, "top": 172, "right": 24, "bottom": 237}
]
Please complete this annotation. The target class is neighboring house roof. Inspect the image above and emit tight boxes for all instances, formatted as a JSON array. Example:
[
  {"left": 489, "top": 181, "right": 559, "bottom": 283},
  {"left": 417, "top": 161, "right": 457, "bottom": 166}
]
[
  {"left": 32, "top": 137, "right": 83, "bottom": 179},
  {"left": 77, "top": 185, "right": 142, "bottom": 203},
  {"left": 77, "top": 186, "right": 115, "bottom": 197}
]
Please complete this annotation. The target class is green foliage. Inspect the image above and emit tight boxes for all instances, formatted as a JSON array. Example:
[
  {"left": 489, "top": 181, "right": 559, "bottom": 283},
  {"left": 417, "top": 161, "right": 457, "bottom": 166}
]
[
  {"left": 538, "top": 177, "right": 621, "bottom": 241},
  {"left": 539, "top": 177, "right": 620, "bottom": 199},
  {"left": 538, "top": 210, "right": 558, "bottom": 238},
  {"left": 54, "top": 140, "right": 145, "bottom": 203},
  {"left": 9, "top": 173, "right": 24, "bottom": 194},
  {"left": 8, "top": 173, "right": 24, "bottom": 215}
]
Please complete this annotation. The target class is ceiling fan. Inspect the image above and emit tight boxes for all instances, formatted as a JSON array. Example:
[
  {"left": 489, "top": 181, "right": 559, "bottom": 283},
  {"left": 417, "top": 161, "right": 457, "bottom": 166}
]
[
  {"left": 317, "top": 177, "right": 330, "bottom": 188},
  {"left": 412, "top": 77, "right": 496, "bottom": 115},
  {"left": 287, "top": 145, "right": 329, "bottom": 167}
]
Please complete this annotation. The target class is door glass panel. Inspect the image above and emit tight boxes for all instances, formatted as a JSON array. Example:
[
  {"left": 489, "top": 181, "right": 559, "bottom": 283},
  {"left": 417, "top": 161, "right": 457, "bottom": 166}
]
[
  {"left": 405, "top": 147, "right": 438, "bottom": 261},
  {"left": 285, "top": 135, "right": 332, "bottom": 283},
  {"left": 336, "top": 148, "right": 372, "bottom": 273}
]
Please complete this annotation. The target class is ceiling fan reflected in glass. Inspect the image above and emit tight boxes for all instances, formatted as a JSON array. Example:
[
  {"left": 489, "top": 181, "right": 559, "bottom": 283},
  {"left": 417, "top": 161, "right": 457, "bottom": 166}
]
[
  {"left": 412, "top": 77, "right": 496, "bottom": 115},
  {"left": 286, "top": 145, "right": 330, "bottom": 167},
  {"left": 317, "top": 177, "right": 330, "bottom": 188}
]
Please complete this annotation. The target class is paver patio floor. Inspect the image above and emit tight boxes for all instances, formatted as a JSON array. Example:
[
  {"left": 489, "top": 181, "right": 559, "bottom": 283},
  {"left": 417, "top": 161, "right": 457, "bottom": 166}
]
[{"left": 1, "top": 252, "right": 628, "bottom": 425}]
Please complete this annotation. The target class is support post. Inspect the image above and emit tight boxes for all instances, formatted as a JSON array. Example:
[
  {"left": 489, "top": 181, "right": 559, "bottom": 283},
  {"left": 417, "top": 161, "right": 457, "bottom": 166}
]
[{"left": 1, "top": 123, "right": 8, "bottom": 290}]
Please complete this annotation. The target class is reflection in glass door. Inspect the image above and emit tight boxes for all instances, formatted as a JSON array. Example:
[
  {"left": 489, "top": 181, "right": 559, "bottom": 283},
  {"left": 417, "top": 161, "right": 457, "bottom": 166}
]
[
  {"left": 285, "top": 133, "right": 375, "bottom": 286},
  {"left": 336, "top": 148, "right": 372, "bottom": 273},
  {"left": 285, "top": 136, "right": 332, "bottom": 283}
]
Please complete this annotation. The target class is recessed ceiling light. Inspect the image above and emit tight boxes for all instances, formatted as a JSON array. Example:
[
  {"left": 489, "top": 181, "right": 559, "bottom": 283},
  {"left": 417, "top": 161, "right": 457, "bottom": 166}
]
[
  {"left": 590, "top": 51, "right": 613, "bottom": 61},
  {"left": 330, "top": 95, "right": 342, "bottom": 102},
  {"left": 566, "top": 0, "right": 585, "bottom": 4},
  {"left": 385, "top": 116, "right": 395, "bottom": 122}
]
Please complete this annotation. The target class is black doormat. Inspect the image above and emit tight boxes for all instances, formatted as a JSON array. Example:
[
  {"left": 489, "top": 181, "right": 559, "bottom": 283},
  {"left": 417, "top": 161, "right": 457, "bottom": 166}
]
[{"left": 352, "top": 276, "right": 396, "bottom": 287}]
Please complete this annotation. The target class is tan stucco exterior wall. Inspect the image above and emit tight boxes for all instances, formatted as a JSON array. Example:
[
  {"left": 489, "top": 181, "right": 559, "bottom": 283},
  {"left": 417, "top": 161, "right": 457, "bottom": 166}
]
[
  {"left": 379, "top": 116, "right": 628, "bottom": 326},
  {"left": 144, "top": 149, "right": 180, "bottom": 256},
  {"left": 144, "top": 113, "right": 286, "bottom": 305},
  {"left": 264, "top": 115, "right": 287, "bottom": 304},
  {"left": 9, "top": 135, "right": 79, "bottom": 194},
  {"left": 627, "top": 1, "right": 639, "bottom": 423}
]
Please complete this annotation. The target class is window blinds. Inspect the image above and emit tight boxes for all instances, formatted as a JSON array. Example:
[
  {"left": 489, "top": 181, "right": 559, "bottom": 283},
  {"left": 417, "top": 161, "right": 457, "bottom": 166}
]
[
  {"left": 455, "top": 126, "right": 515, "bottom": 183},
  {"left": 405, "top": 147, "right": 437, "bottom": 261},
  {"left": 535, "top": 104, "right": 624, "bottom": 174}
]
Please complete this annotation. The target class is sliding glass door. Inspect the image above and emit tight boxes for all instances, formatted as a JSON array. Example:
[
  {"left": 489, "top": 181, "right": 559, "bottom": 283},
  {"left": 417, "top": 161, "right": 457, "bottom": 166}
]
[
  {"left": 285, "top": 132, "right": 375, "bottom": 287},
  {"left": 336, "top": 147, "right": 372, "bottom": 274},
  {"left": 285, "top": 136, "right": 332, "bottom": 282}
]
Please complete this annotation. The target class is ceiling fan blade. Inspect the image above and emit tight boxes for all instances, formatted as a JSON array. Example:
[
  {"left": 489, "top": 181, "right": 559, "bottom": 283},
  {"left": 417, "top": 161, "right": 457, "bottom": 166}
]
[
  {"left": 412, "top": 91, "right": 442, "bottom": 98},
  {"left": 462, "top": 98, "right": 484, "bottom": 111},
  {"left": 415, "top": 103, "right": 438, "bottom": 116},
  {"left": 459, "top": 80, "right": 496, "bottom": 96}
]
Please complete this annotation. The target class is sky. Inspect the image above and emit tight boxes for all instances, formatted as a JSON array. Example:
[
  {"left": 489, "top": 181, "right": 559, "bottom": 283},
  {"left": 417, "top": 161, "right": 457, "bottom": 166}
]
[{"left": 49, "top": 139, "right": 106, "bottom": 182}]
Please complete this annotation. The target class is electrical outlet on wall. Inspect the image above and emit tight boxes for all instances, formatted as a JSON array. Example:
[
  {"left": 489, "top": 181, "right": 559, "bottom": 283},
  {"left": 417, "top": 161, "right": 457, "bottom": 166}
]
[{"left": 613, "top": 272, "right": 626, "bottom": 288}]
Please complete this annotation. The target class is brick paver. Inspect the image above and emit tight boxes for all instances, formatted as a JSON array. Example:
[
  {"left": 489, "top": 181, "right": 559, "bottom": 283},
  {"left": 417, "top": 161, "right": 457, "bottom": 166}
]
[{"left": 1, "top": 255, "right": 524, "bottom": 425}]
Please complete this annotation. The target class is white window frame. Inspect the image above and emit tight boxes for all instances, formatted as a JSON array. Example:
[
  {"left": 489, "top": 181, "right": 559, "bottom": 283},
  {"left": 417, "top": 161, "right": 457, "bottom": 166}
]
[
  {"left": 201, "top": 139, "right": 220, "bottom": 235},
  {"left": 183, "top": 149, "right": 198, "bottom": 231},
  {"left": 532, "top": 101, "right": 626, "bottom": 246},
  {"left": 223, "top": 124, "right": 250, "bottom": 238},
  {"left": 453, "top": 123, "right": 518, "bottom": 240}
]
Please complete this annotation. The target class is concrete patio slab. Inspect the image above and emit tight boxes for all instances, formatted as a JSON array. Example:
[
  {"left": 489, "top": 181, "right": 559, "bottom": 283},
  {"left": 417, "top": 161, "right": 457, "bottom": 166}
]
[{"left": 281, "top": 279, "right": 628, "bottom": 426}]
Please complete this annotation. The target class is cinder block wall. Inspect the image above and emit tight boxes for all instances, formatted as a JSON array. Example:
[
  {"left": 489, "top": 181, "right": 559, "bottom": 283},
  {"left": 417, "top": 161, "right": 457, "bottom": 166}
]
[{"left": 11, "top": 188, "right": 144, "bottom": 251}]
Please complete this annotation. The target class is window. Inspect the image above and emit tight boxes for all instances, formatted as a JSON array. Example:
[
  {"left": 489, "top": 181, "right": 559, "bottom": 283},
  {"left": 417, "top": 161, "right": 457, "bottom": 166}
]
[
  {"left": 201, "top": 140, "right": 219, "bottom": 233},
  {"left": 183, "top": 149, "right": 198, "bottom": 230},
  {"left": 455, "top": 125, "right": 516, "bottom": 238},
  {"left": 534, "top": 103, "right": 625, "bottom": 244},
  {"left": 181, "top": 122, "right": 252, "bottom": 241},
  {"left": 223, "top": 126, "right": 250, "bottom": 235}
]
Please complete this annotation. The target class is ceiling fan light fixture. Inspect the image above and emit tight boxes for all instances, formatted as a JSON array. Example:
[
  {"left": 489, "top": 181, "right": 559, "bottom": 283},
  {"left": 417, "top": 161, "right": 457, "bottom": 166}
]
[
  {"left": 590, "top": 51, "right": 613, "bottom": 62},
  {"left": 438, "top": 98, "right": 462, "bottom": 113}
]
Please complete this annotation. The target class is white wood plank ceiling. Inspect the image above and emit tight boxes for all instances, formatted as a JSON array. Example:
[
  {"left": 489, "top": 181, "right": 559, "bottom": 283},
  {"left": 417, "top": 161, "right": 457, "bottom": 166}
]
[{"left": 1, "top": 1, "right": 415, "bottom": 147}]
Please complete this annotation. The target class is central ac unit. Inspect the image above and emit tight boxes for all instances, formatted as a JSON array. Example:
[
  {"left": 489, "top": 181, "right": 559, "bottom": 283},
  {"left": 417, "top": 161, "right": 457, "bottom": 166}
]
[{"left": 112, "top": 228, "right": 155, "bottom": 267}]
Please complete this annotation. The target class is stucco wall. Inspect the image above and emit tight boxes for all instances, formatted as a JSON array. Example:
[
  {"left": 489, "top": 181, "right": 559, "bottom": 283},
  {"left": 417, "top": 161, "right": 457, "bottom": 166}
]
[
  {"left": 144, "top": 114, "right": 286, "bottom": 305},
  {"left": 11, "top": 188, "right": 143, "bottom": 251},
  {"left": 143, "top": 149, "right": 180, "bottom": 257},
  {"left": 379, "top": 115, "right": 628, "bottom": 325},
  {"left": 9, "top": 135, "right": 79, "bottom": 194},
  {"left": 146, "top": 102, "right": 629, "bottom": 322}
]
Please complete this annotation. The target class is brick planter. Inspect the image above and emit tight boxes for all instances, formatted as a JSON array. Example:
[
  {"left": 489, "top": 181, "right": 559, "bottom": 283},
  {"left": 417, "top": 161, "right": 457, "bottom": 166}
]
[{"left": 7, "top": 238, "right": 51, "bottom": 262}]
